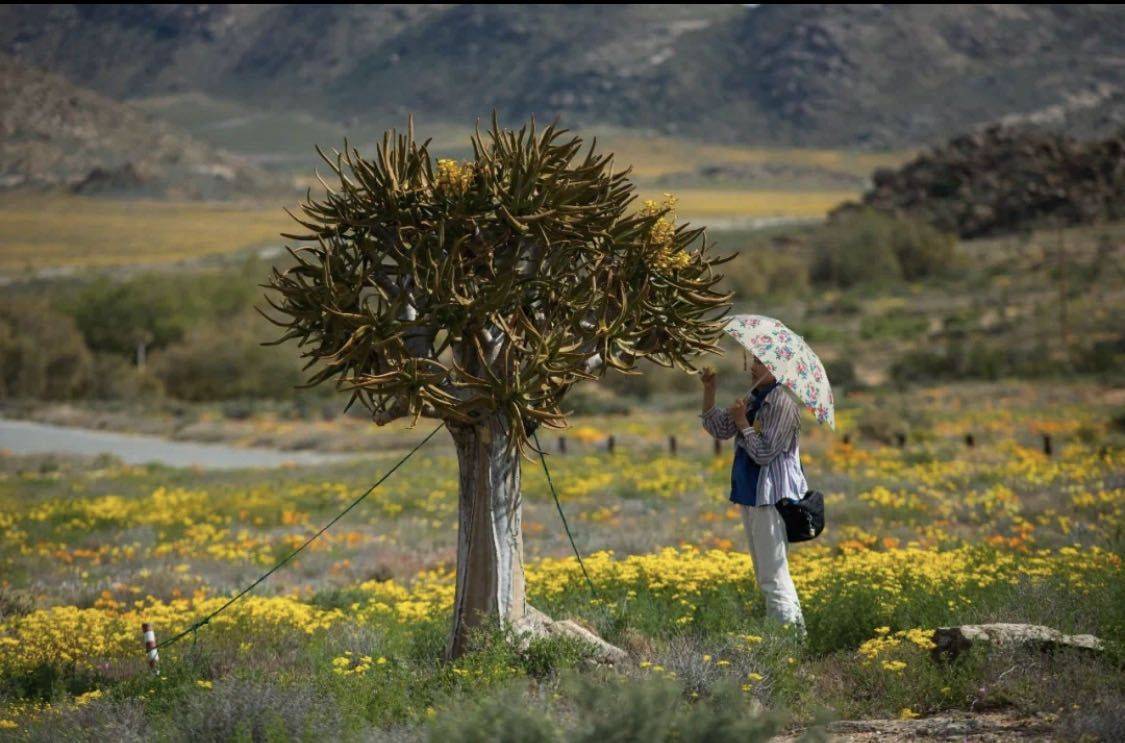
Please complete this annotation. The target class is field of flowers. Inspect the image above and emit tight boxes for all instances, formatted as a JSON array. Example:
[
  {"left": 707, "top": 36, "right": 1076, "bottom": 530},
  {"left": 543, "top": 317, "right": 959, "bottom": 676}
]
[{"left": 0, "top": 381, "right": 1122, "bottom": 740}]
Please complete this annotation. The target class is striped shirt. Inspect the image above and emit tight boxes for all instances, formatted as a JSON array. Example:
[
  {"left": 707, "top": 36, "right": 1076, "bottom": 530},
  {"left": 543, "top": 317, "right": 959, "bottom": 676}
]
[{"left": 699, "top": 383, "right": 808, "bottom": 507}]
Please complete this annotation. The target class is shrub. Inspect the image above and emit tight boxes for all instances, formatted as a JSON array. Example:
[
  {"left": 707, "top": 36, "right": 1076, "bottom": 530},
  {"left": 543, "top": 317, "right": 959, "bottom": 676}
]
[
  {"left": 426, "top": 673, "right": 780, "bottom": 743},
  {"left": 567, "top": 673, "right": 779, "bottom": 742},
  {"left": 64, "top": 276, "right": 195, "bottom": 357},
  {"left": 889, "top": 339, "right": 1075, "bottom": 385},
  {"left": 889, "top": 215, "right": 957, "bottom": 281},
  {"left": 859, "top": 312, "right": 929, "bottom": 341},
  {"left": 1076, "top": 333, "right": 1125, "bottom": 376},
  {"left": 721, "top": 247, "right": 811, "bottom": 298},
  {"left": 426, "top": 683, "right": 560, "bottom": 743},
  {"left": 825, "top": 628, "right": 987, "bottom": 719},
  {"left": 889, "top": 349, "right": 958, "bottom": 386},
  {"left": 171, "top": 677, "right": 344, "bottom": 742},
  {"left": 151, "top": 315, "right": 303, "bottom": 401},
  {"left": 86, "top": 353, "right": 163, "bottom": 400},
  {"left": 63, "top": 268, "right": 263, "bottom": 357},
  {"left": 0, "top": 297, "right": 92, "bottom": 400},
  {"left": 811, "top": 208, "right": 955, "bottom": 288},
  {"left": 822, "top": 358, "right": 858, "bottom": 390},
  {"left": 810, "top": 210, "right": 903, "bottom": 288},
  {"left": 23, "top": 697, "right": 150, "bottom": 743},
  {"left": 792, "top": 322, "right": 849, "bottom": 344}
]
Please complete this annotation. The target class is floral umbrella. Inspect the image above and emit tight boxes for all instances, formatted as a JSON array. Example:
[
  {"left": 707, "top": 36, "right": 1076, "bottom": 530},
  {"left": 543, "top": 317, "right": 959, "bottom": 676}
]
[{"left": 721, "top": 314, "right": 836, "bottom": 429}]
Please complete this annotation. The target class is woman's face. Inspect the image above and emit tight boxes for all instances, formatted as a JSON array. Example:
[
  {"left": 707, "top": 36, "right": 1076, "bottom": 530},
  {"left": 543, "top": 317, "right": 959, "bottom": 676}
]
[{"left": 749, "top": 355, "right": 774, "bottom": 386}]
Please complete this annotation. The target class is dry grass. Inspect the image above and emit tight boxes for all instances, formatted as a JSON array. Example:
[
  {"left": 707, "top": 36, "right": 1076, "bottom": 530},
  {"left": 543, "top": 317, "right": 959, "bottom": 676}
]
[
  {"left": 0, "top": 187, "right": 849, "bottom": 274},
  {"left": 586, "top": 128, "right": 908, "bottom": 180},
  {"left": 0, "top": 128, "right": 899, "bottom": 273},
  {"left": 0, "top": 193, "right": 293, "bottom": 273},
  {"left": 642, "top": 188, "right": 860, "bottom": 219}
]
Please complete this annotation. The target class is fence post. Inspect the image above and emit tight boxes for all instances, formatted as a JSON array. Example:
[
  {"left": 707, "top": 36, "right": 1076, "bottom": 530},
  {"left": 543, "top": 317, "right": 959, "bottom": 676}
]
[
  {"left": 965, "top": 433, "right": 975, "bottom": 448},
  {"left": 142, "top": 622, "right": 159, "bottom": 675},
  {"left": 895, "top": 432, "right": 906, "bottom": 448},
  {"left": 1042, "top": 434, "right": 1052, "bottom": 457},
  {"left": 558, "top": 436, "right": 567, "bottom": 454},
  {"left": 607, "top": 435, "right": 615, "bottom": 454},
  {"left": 669, "top": 435, "right": 677, "bottom": 455}
]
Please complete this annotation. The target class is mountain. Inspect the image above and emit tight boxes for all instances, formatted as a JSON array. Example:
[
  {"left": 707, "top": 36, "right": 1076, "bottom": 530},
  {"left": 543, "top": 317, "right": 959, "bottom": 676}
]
[
  {"left": 0, "top": 54, "right": 290, "bottom": 198},
  {"left": 1, "top": 4, "right": 1122, "bottom": 148}
]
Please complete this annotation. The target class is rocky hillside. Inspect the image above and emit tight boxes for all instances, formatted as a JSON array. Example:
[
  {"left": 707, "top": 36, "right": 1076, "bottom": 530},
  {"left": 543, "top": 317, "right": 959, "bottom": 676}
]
[
  {"left": 840, "top": 126, "right": 1125, "bottom": 238},
  {"left": 1, "top": 5, "right": 1122, "bottom": 148},
  {"left": 0, "top": 54, "right": 290, "bottom": 198}
]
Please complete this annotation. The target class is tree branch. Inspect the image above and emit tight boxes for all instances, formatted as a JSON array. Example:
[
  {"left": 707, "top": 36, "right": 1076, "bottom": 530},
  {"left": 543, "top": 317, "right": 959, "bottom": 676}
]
[{"left": 372, "top": 398, "right": 442, "bottom": 426}]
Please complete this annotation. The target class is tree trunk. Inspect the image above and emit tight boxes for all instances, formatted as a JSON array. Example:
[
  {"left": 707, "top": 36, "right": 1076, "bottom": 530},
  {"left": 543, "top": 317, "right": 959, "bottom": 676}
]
[
  {"left": 446, "top": 415, "right": 526, "bottom": 659},
  {"left": 443, "top": 414, "right": 628, "bottom": 666}
]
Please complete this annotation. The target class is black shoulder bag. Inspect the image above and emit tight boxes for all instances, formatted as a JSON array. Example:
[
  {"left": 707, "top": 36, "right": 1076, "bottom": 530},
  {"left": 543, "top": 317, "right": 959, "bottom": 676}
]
[{"left": 775, "top": 490, "right": 825, "bottom": 543}]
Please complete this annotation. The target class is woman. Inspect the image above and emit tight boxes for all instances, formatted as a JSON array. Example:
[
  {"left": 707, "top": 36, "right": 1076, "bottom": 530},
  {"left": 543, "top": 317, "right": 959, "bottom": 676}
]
[{"left": 699, "top": 357, "right": 807, "bottom": 631}]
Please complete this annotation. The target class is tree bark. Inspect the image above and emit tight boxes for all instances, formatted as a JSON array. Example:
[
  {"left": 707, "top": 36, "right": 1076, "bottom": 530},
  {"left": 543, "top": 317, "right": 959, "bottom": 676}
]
[
  {"left": 445, "top": 414, "right": 527, "bottom": 659},
  {"left": 443, "top": 413, "right": 628, "bottom": 665}
]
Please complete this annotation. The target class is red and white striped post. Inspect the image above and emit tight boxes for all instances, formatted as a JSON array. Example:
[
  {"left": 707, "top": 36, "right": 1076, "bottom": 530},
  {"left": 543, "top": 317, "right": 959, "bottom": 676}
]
[{"left": 142, "top": 622, "right": 159, "bottom": 675}]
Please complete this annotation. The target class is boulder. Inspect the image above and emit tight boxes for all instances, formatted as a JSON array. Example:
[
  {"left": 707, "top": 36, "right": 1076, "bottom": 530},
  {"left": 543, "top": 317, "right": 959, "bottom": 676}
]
[{"left": 931, "top": 623, "right": 1105, "bottom": 661}]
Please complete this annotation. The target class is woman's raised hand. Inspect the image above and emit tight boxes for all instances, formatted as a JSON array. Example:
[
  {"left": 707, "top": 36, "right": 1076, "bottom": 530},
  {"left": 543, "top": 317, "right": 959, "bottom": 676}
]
[
  {"left": 728, "top": 396, "right": 751, "bottom": 429},
  {"left": 700, "top": 365, "right": 717, "bottom": 391}
]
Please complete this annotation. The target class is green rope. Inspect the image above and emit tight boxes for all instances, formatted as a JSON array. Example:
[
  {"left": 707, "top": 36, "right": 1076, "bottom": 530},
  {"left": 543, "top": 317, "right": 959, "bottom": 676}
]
[
  {"left": 532, "top": 430, "right": 598, "bottom": 598},
  {"left": 156, "top": 421, "right": 445, "bottom": 650}
]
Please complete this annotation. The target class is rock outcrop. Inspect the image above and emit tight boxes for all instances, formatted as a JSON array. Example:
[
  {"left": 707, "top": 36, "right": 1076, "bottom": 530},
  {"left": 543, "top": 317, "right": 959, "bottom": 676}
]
[
  {"left": 0, "top": 54, "right": 290, "bottom": 199},
  {"left": 844, "top": 125, "right": 1125, "bottom": 238}
]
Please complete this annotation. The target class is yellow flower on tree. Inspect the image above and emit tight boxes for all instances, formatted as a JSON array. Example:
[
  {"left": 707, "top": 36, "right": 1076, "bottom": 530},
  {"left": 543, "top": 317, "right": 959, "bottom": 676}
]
[
  {"left": 435, "top": 159, "right": 474, "bottom": 195},
  {"left": 640, "top": 194, "right": 691, "bottom": 272}
]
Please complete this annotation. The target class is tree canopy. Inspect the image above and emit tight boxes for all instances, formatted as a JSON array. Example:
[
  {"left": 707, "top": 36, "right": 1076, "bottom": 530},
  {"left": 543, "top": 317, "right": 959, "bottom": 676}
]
[{"left": 263, "top": 116, "right": 734, "bottom": 456}]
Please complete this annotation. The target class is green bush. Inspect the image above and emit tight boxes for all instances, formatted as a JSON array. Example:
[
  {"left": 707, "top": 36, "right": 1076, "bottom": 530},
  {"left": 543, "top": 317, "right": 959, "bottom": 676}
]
[
  {"left": 822, "top": 358, "right": 858, "bottom": 390},
  {"left": 859, "top": 312, "right": 929, "bottom": 341},
  {"left": 0, "top": 297, "right": 92, "bottom": 400},
  {"left": 87, "top": 353, "right": 163, "bottom": 400},
  {"left": 889, "top": 340, "right": 1070, "bottom": 385},
  {"left": 426, "top": 674, "right": 779, "bottom": 743},
  {"left": 811, "top": 208, "right": 955, "bottom": 288},
  {"left": 1076, "top": 333, "right": 1125, "bottom": 376},
  {"left": 889, "top": 215, "right": 958, "bottom": 281},
  {"left": 811, "top": 212, "right": 901, "bottom": 288},
  {"left": 63, "top": 267, "right": 263, "bottom": 357},
  {"left": 792, "top": 322, "right": 849, "bottom": 344},
  {"left": 569, "top": 675, "right": 778, "bottom": 743},
  {"left": 151, "top": 315, "right": 303, "bottom": 401},
  {"left": 427, "top": 683, "right": 560, "bottom": 743},
  {"left": 721, "top": 247, "right": 811, "bottom": 298},
  {"left": 889, "top": 349, "right": 957, "bottom": 386}
]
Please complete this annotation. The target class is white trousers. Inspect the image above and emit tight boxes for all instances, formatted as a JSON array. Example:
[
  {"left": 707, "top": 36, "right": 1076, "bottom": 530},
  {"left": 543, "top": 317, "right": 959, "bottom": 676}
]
[{"left": 740, "top": 505, "right": 805, "bottom": 629}]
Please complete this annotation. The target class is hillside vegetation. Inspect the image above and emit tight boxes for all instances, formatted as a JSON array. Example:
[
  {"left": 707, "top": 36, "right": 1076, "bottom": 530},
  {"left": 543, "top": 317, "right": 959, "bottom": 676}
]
[{"left": 1, "top": 216, "right": 1120, "bottom": 434}]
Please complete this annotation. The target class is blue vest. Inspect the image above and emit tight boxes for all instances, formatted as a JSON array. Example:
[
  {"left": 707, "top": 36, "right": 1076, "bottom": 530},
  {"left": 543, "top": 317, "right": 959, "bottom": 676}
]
[{"left": 729, "top": 381, "right": 780, "bottom": 506}]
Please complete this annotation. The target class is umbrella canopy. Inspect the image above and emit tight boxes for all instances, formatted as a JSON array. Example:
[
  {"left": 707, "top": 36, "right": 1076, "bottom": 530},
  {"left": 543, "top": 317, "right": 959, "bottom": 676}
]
[{"left": 722, "top": 314, "right": 836, "bottom": 430}]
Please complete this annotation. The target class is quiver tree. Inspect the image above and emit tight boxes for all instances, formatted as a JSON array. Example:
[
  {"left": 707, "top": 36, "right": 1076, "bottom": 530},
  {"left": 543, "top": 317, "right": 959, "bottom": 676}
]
[{"left": 263, "top": 115, "right": 733, "bottom": 659}]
